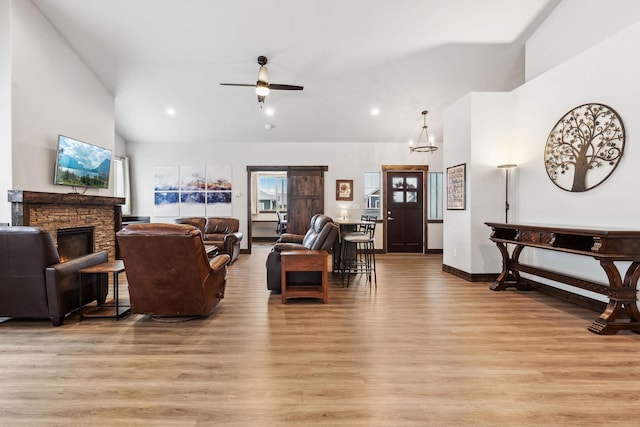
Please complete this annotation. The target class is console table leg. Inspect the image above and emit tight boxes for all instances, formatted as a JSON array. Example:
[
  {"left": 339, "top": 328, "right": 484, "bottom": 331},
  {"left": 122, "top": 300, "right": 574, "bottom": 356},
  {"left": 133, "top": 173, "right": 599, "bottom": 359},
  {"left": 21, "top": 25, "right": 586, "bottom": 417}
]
[
  {"left": 490, "top": 243, "right": 526, "bottom": 291},
  {"left": 589, "top": 261, "right": 640, "bottom": 335},
  {"left": 622, "top": 261, "right": 640, "bottom": 322}
]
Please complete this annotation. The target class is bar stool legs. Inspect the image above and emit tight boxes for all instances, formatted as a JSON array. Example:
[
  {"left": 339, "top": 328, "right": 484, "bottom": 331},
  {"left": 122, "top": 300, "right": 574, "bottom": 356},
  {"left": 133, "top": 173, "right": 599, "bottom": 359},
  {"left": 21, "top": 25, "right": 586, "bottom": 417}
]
[{"left": 340, "top": 223, "right": 376, "bottom": 289}]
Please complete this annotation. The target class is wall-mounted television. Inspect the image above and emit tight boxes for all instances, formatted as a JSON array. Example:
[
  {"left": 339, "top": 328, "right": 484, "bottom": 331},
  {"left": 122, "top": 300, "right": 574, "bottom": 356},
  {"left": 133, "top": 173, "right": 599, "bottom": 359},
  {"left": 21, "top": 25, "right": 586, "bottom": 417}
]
[{"left": 54, "top": 135, "right": 112, "bottom": 189}]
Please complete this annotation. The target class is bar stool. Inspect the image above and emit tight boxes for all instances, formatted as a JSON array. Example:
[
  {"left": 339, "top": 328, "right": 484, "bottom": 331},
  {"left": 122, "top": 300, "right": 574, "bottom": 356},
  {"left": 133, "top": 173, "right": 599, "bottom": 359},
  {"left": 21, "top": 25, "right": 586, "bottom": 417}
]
[{"left": 340, "top": 218, "right": 377, "bottom": 288}]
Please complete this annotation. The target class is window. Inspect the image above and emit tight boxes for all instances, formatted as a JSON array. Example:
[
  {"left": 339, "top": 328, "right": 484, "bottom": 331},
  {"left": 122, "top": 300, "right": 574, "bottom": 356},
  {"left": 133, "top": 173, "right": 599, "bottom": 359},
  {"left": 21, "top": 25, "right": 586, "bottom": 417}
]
[
  {"left": 257, "top": 172, "right": 287, "bottom": 212},
  {"left": 113, "top": 156, "right": 131, "bottom": 215},
  {"left": 427, "top": 172, "right": 443, "bottom": 220},
  {"left": 363, "top": 172, "right": 381, "bottom": 218}
]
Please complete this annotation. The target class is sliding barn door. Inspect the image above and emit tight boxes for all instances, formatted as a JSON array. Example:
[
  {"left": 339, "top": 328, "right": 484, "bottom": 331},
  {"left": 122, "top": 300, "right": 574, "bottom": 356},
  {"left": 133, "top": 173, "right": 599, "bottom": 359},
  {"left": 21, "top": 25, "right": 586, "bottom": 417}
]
[{"left": 287, "top": 167, "right": 327, "bottom": 235}]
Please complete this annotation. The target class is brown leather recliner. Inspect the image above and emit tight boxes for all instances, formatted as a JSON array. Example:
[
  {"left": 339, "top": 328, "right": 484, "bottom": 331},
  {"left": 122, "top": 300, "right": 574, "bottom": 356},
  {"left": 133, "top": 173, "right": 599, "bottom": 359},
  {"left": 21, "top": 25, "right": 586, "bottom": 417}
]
[
  {"left": 266, "top": 214, "right": 339, "bottom": 292},
  {"left": 175, "top": 217, "right": 243, "bottom": 264},
  {"left": 116, "top": 223, "right": 230, "bottom": 317},
  {"left": 0, "top": 226, "right": 108, "bottom": 326}
]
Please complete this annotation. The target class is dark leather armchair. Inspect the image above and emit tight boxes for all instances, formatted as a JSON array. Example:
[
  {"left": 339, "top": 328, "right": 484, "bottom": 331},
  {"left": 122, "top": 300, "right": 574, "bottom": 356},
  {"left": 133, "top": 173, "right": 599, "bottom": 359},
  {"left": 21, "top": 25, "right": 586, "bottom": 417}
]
[
  {"left": 175, "top": 217, "right": 243, "bottom": 264},
  {"left": 266, "top": 214, "right": 339, "bottom": 292},
  {"left": 117, "top": 223, "right": 230, "bottom": 317},
  {"left": 0, "top": 226, "right": 108, "bottom": 326}
]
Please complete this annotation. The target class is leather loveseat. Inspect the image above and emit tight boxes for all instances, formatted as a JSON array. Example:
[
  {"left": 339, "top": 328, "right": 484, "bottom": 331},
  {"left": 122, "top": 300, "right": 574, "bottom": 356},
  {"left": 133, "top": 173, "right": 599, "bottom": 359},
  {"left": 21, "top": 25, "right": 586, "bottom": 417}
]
[
  {"left": 266, "top": 214, "right": 339, "bottom": 292},
  {"left": 0, "top": 226, "right": 109, "bottom": 326},
  {"left": 175, "top": 217, "right": 243, "bottom": 264},
  {"left": 117, "top": 223, "right": 230, "bottom": 317}
]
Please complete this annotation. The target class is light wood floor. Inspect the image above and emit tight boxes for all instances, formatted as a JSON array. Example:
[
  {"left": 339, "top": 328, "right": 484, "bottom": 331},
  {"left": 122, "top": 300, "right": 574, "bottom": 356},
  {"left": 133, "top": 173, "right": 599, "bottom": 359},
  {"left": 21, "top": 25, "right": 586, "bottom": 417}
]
[{"left": 2, "top": 246, "right": 640, "bottom": 426}]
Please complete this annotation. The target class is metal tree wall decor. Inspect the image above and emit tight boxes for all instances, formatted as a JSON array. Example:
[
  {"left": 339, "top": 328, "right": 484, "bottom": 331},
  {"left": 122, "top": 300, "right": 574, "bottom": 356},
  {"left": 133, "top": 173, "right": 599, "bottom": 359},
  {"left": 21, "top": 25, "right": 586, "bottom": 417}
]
[{"left": 544, "top": 103, "right": 625, "bottom": 192}]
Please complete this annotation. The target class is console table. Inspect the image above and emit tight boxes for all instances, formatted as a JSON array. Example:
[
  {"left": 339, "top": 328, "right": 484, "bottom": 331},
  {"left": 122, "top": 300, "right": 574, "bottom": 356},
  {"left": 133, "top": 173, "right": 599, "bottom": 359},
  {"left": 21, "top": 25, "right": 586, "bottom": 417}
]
[{"left": 486, "top": 222, "right": 640, "bottom": 335}]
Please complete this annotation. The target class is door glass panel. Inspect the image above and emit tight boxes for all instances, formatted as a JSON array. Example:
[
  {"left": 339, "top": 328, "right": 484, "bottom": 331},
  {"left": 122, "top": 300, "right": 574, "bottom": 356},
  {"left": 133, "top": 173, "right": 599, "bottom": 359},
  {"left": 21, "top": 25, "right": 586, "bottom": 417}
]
[
  {"left": 406, "top": 177, "right": 418, "bottom": 189},
  {"left": 392, "top": 177, "right": 404, "bottom": 189},
  {"left": 393, "top": 191, "right": 404, "bottom": 203},
  {"left": 406, "top": 191, "right": 417, "bottom": 203}
]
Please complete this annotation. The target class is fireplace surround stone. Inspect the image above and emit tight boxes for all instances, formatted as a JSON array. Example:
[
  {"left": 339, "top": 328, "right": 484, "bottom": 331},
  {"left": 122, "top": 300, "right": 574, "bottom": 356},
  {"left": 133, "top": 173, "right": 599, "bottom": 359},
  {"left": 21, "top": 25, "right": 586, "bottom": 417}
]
[{"left": 8, "top": 190, "right": 125, "bottom": 260}]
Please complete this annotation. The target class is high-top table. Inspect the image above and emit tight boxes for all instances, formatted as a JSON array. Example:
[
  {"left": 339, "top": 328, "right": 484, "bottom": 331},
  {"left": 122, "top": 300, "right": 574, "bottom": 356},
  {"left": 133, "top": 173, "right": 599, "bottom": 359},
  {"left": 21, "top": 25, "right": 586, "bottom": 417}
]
[
  {"left": 486, "top": 222, "right": 640, "bottom": 335},
  {"left": 333, "top": 218, "right": 376, "bottom": 273}
]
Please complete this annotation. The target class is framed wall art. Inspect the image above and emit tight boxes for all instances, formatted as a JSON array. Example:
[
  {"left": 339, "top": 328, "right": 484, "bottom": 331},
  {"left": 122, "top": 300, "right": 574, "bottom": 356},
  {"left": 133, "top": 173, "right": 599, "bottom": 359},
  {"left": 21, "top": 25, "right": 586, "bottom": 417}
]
[
  {"left": 446, "top": 163, "right": 466, "bottom": 210},
  {"left": 544, "top": 103, "right": 624, "bottom": 192},
  {"left": 336, "top": 179, "right": 353, "bottom": 201}
]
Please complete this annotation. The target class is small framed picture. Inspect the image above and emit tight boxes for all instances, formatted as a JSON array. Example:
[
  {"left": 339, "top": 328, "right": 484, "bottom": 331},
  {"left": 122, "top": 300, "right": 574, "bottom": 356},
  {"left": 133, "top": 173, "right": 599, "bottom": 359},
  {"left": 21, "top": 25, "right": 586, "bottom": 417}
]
[
  {"left": 446, "top": 163, "right": 466, "bottom": 210},
  {"left": 336, "top": 179, "right": 353, "bottom": 201}
]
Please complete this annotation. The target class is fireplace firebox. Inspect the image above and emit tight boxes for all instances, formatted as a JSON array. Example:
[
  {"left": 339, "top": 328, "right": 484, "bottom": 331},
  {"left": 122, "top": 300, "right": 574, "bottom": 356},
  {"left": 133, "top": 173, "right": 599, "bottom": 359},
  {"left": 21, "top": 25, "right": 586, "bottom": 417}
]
[{"left": 57, "top": 226, "right": 95, "bottom": 261}]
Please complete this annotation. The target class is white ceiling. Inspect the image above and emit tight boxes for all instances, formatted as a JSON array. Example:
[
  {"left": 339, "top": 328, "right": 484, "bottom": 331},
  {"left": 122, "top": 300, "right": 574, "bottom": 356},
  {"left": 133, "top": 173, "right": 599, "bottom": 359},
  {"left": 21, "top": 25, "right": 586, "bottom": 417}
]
[{"left": 33, "top": 0, "right": 560, "bottom": 145}]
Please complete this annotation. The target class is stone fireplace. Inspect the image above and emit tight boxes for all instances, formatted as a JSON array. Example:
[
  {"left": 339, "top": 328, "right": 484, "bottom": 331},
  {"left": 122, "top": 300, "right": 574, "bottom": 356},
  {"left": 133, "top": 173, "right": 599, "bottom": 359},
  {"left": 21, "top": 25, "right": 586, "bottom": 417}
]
[{"left": 8, "top": 190, "right": 125, "bottom": 260}]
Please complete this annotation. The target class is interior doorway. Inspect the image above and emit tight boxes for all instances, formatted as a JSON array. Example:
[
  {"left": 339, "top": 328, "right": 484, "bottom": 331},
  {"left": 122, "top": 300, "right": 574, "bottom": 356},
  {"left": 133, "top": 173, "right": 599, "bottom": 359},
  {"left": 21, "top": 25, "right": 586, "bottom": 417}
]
[
  {"left": 382, "top": 165, "right": 428, "bottom": 253},
  {"left": 246, "top": 166, "right": 327, "bottom": 254}
]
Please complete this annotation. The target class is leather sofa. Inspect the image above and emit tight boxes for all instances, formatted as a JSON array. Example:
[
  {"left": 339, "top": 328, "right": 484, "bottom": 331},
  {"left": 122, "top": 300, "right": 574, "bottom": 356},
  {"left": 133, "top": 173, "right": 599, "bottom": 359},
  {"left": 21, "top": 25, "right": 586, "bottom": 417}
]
[
  {"left": 175, "top": 217, "right": 243, "bottom": 264},
  {"left": 0, "top": 226, "right": 109, "bottom": 326},
  {"left": 117, "top": 223, "right": 230, "bottom": 317},
  {"left": 266, "top": 214, "right": 339, "bottom": 292}
]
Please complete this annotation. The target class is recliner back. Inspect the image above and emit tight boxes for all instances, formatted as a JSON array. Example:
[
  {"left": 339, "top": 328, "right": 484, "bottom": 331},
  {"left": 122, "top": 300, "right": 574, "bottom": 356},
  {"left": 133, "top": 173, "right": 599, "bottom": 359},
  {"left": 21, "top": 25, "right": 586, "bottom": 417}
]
[
  {"left": 0, "top": 227, "right": 60, "bottom": 317},
  {"left": 0, "top": 226, "right": 108, "bottom": 325},
  {"left": 301, "top": 214, "right": 338, "bottom": 250},
  {"left": 117, "top": 223, "right": 229, "bottom": 316}
]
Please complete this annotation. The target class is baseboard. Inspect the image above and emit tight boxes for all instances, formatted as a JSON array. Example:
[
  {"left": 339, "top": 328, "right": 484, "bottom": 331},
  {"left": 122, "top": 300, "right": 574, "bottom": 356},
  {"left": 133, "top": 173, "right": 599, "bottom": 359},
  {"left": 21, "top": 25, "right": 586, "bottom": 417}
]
[
  {"left": 442, "top": 264, "right": 498, "bottom": 282},
  {"left": 426, "top": 249, "right": 443, "bottom": 254}
]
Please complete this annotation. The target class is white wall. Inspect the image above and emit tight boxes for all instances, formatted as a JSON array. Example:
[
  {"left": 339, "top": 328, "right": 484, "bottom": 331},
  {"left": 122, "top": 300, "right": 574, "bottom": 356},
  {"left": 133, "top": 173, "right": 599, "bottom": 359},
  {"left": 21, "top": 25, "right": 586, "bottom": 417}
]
[
  {"left": 468, "top": 92, "right": 513, "bottom": 274},
  {"left": 443, "top": 92, "right": 512, "bottom": 274},
  {"left": 8, "top": 0, "right": 115, "bottom": 198},
  {"left": 0, "top": 0, "right": 12, "bottom": 224},
  {"left": 446, "top": 6, "right": 640, "bottom": 299},
  {"left": 442, "top": 95, "right": 472, "bottom": 270},
  {"left": 127, "top": 140, "right": 444, "bottom": 250},
  {"left": 525, "top": 0, "right": 640, "bottom": 81}
]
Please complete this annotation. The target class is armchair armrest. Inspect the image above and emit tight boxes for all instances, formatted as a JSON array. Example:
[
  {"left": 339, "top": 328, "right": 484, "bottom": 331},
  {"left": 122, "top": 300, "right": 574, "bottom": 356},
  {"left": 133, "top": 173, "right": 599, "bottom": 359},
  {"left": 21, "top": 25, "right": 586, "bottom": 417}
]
[
  {"left": 223, "top": 231, "right": 243, "bottom": 247},
  {"left": 278, "top": 233, "right": 304, "bottom": 244},
  {"left": 45, "top": 250, "right": 109, "bottom": 291},
  {"left": 209, "top": 254, "right": 231, "bottom": 272},
  {"left": 44, "top": 250, "right": 109, "bottom": 326},
  {"left": 273, "top": 242, "right": 307, "bottom": 252}
]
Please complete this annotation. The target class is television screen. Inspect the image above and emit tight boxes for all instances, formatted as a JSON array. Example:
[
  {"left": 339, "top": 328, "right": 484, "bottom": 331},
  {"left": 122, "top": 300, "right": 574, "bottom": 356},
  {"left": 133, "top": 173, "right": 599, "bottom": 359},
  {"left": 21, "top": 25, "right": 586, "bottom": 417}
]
[{"left": 54, "top": 135, "right": 112, "bottom": 189}]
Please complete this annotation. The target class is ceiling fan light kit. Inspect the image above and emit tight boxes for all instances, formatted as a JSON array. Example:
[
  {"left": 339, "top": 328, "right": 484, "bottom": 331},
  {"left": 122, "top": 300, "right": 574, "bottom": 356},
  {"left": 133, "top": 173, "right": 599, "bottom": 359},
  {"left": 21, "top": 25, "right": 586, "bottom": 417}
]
[
  {"left": 220, "top": 55, "right": 303, "bottom": 104},
  {"left": 255, "top": 81, "right": 269, "bottom": 96}
]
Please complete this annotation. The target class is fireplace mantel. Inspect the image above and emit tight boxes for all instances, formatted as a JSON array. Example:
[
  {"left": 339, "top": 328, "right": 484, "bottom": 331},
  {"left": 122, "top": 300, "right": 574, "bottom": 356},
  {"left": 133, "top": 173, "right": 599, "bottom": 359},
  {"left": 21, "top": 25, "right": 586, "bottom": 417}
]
[
  {"left": 8, "top": 190, "right": 126, "bottom": 260},
  {"left": 8, "top": 190, "right": 125, "bottom": 207}
]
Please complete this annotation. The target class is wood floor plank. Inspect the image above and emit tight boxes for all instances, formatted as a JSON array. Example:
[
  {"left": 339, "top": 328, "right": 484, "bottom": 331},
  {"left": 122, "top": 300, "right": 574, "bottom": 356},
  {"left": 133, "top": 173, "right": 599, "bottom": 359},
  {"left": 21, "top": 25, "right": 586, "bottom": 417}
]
[{"left": 1, "top": 247, "right": 640, "bottom": 426}]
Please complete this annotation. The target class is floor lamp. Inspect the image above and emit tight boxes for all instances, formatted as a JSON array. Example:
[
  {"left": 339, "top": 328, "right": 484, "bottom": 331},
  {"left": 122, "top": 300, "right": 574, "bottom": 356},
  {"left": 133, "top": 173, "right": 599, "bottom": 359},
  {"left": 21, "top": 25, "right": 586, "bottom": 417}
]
[{"left": 497, "top": 164, "right": 517, "bottom": 223}]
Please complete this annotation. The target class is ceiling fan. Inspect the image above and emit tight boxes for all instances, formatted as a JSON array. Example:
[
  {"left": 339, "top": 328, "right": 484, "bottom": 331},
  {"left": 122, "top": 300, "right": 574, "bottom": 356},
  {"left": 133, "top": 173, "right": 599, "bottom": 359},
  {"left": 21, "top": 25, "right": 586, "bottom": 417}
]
[{"left": 220, "top": 55, "right": 303, "bottom": 104}]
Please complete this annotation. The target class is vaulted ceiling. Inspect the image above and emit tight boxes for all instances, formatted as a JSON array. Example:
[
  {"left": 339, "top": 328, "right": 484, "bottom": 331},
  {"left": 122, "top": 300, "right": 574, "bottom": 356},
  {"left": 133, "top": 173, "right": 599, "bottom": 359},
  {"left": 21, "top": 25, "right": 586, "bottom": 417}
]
[{"left": 33, "top": 0, "right": 559, "bottom": 144}]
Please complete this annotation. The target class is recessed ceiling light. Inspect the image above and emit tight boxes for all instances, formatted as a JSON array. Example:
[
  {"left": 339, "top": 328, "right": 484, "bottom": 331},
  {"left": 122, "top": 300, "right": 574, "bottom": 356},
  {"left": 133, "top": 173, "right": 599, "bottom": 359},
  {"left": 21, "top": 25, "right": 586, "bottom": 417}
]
[
  {"left": 265, "top": 107, "right": 275, "bottom": 116},
  {"left": 166, "top": 107, "right": 176, "bottom": 116},
  {"left": 370, "top": 107, "right": 380, "bottom": 116}
]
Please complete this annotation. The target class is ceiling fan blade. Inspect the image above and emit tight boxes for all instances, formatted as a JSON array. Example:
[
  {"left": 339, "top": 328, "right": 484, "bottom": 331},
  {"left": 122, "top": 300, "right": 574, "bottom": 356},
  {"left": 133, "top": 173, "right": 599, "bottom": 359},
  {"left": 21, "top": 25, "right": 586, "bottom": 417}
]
[
  {"left": 269, "top": 84, "right": 304, "bottom": 91},
  {"left": 220, "top": 83, "right": 256, "bottom": 87}
]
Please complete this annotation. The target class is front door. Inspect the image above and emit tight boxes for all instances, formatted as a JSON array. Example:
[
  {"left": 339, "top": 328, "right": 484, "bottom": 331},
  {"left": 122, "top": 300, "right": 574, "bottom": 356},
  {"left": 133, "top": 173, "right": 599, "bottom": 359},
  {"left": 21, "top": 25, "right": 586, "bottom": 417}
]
[{"left": 385, "top": 171, "right": 424, "bottom": 253}]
